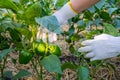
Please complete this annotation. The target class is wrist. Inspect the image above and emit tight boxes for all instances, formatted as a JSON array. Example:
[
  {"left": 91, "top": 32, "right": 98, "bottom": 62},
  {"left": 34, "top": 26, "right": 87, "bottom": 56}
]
[{"left": 53, "top": 1, "right": 77, "bottom": 25}]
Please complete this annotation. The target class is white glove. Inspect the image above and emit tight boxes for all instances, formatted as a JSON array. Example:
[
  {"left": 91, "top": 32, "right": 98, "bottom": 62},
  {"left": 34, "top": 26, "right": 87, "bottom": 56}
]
[
  {"left": 78, "top": 34, "right": 120, "bottom": 61},
  {"left": 35, "top": 1, "right": 77, "bottom": 34},
  {"left": 37, "top": 27, "right": 57, "bottom": 43},
  {"left": 53, "top": 1, "right": 77, "bottom": 25}
]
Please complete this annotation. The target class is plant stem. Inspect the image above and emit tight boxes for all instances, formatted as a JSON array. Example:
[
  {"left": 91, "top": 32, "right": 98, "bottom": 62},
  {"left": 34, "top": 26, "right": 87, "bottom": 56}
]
[
  {"left": 0, "top": 64, "right": 3, "bottom": 78},
  {"left": 80, "top": 55, "right": 85, "bottom": 66},
  {"left": 56, "top": 73, "right": 61, "bottom": 80},
  {"left": 1, "top": 56, "right": 7, "bottom": 78},
  {"left": 37, "top": 58, "right": 43, "bottom": 80},
  {"left": 31, "top": 59, "right": 40, "bottom": 80},
  {"left": 40, "top": 64, "right": 43, "bottom": 80}
]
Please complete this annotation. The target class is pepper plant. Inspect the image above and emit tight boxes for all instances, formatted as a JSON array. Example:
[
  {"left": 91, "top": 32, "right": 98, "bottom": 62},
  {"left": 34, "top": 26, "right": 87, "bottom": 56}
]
[
  {"left": 0, "top": 0, "right": 62, "bottom": 80},
  {"left": 0, "top": 0, "right": 120, "bottom": 80}
]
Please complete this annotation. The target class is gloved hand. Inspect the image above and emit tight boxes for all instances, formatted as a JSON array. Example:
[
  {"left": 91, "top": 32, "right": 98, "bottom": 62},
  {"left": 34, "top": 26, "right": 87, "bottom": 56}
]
[
  {"left": 78, "top": 34, "right": 120, "bottom": 61},
  {"left": 35, "top": 1, "right": 77, "bottom": 33},
  {"left": 37, "top": 27, "right": 57, "bottom": 43},
  {"left": 53, "top": 1, "right": 77, "bottom": 25}
]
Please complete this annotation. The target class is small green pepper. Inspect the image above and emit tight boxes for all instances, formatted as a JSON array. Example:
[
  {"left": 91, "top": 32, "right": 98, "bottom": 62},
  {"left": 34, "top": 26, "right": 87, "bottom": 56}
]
[
  {"left": 49, "top": 45, "right": 61, "bottom": 56},
  {"left": 19, "top": 50, "right": 33, "bottom": 64}
]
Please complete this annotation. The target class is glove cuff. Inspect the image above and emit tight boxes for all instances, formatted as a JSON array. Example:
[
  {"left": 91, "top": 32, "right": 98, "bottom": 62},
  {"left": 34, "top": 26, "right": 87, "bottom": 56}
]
[
  {"left": 53, "top": 1, "right": 77, "bottom": 25},
  {"left": 67, "top": 2, "right": 78, "bottom": 14}
]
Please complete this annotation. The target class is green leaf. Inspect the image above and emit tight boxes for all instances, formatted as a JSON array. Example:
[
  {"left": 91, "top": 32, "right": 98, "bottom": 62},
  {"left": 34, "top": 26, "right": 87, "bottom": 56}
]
[
  {"left": 89, "top": 60, "right": 102, "bottom": 66},
  {"left": 23, "top": 2, "right": 46, "bottom": 24},
  {"left": 88, "top": 6, "right": 95, "bottom": 13},
  {"left": 0, "top": 78, "right": 4, "bottom": 80},
  {"left": 68, "top": 25, "right": 75, "bottom": 36},
  {"left": 77, "top": 66, "right": 89, "bottom": 80},
  {"left": 93, "top": 18, "right": 101, "bottom": 26},
  {"left": 108, "top": 8, "right": 118, "bottom": 15},
  {"left": 69, "top": 45, "right": 75, "bottom": 53},
  {"left": 41, "top": 54, "right": 62, "bottom": 74},
  {"left": 83, "top": 11, "right": 93, "bottom": 20},
  {"left": 0, "top": 48, "right": 13, "bottom": 61},
  {"left": 12, "top": 69, "right": 31, "bottom": 80},
  {"left": 0, "top": 36, "right": 9, "bottom": 49},
  {"left": 95, "top": 0, "right": 105, "bottom": 10},
  {"left": 9, "top": 28, "right": 21, "bottom": 41},
  {"left": 0, "top": 18, "right": 16, "bottom": 31},
  {"left": 102, "top": 23, "right": 119, "bottom": 36},
  {"left": 19, "top": 0, "right": 29, "bottom": 5},
  {"left": 13, "top": 42, "right": 23, "bottom": 50},
  {"left": 12, "top": 0, "right": 20, "bottom": 4},
  {"left": 108, "top": 0, "right": 116, "bottom": 3},
  {"left": 0, "top": 0, "right": 19, "bottom": 13},
  {"left": 77, "top": 20, "right": 84, "bottom": 27},
  {"left": 56, "top": 0, "right": 68, "bottom": 9},
  {"left": 15, "top": 27, "right": 32, "bottom": 39},
  {"left": 99, "top": 11, "right": 111, "bottom": 20},
  {"left": 70, "top": 34, "right": 79, "bottom": 41},
  {"left": 61, "top": 62, "right": 77, "bottom": 71},
  {"left": 86, "top": 21, "right": 93, "bottom": 28},
  {"left": 35, "top": 16, "right": 61, "bottom": 34},
  {"left": 113, "top": 18, "right": 120, "bottom": 28},
  {"left": 3, "top": 71, "right": 13, "bottom": 79}
]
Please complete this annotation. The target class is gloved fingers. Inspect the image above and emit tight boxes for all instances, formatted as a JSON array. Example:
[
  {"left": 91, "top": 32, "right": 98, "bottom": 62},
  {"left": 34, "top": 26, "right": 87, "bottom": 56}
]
[
  {"left": 37, "top": 31, "right": 57, "bottom": 43},
  {"left": 90, "top": 57, "right": 103, "bottom": 61},
  {"left": 90, "top": 57, "right": 98, "bottom": 61},
  {"left": 81, "top": 40, "right": 94, "bottom": 46},
  {"left": 37, "top": 31, "right": 47, "bottom": 41},
  {"left": 41, "top": 33, "right": 47, "bottom": 42},
  {"left": 94, "top": 34, "right": 114, "bottom": 40},
  {"left": 78, "top": 46, "right": 92, "bottom": 53},
  {"left": 48, "top": 33, "right": 57, "bottom": 42},
  {"left": 84, "top": 52, "right": 95, "bottom": 58}
]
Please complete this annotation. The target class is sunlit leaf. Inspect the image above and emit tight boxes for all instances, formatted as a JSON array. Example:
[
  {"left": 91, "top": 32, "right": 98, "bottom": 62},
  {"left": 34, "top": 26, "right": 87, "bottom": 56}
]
[
  {"left": 103, "top": 23, "right": 119, "bottom": 36},
  {"left": 56, "top": 0, "right": 68, "bottom": 9},
  {"left": 15, "top": 27, "right": 32, "bottom": 39},
  {"left": 23, "top": 2, "right": 47, "bottom": 24},
  {"left": 0, "top": 0, "right": 19, "bottom": 13},
  {"left": 35, "top": 16, "right": 61, "bottom": 34}
]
